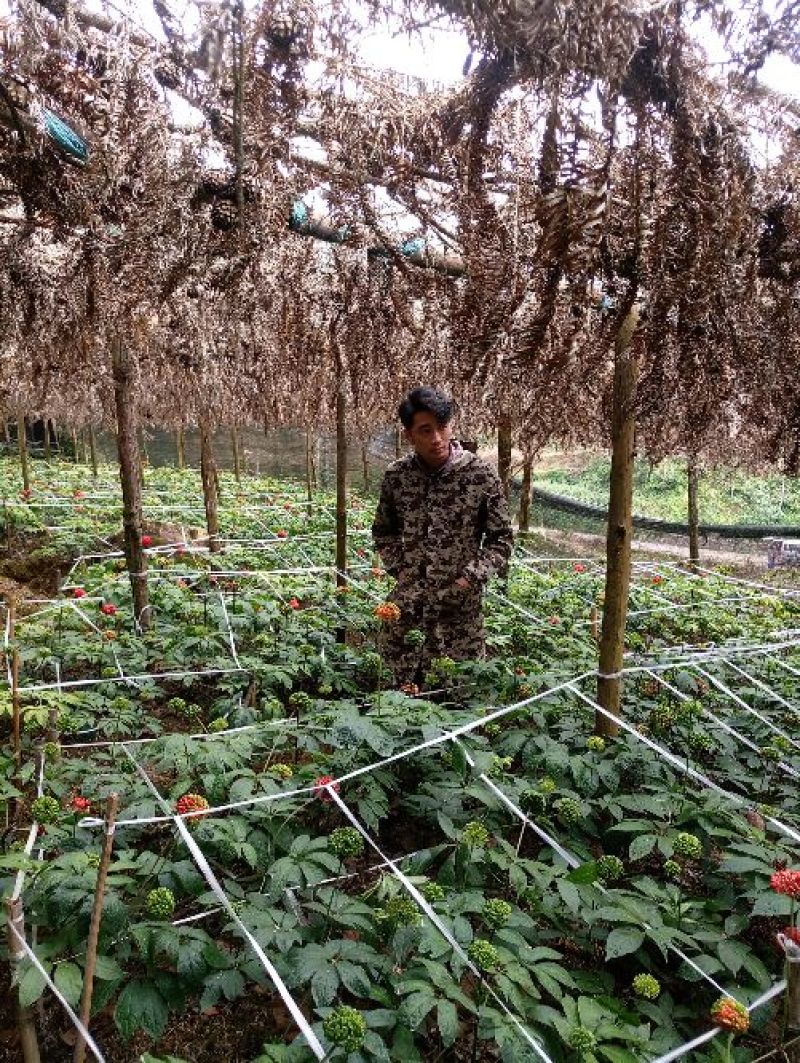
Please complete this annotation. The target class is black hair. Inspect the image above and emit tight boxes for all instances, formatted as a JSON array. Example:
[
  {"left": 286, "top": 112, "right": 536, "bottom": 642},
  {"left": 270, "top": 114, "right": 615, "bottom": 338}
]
[{"left": 398, "top": 386, "right": 454, "bottom": 429}]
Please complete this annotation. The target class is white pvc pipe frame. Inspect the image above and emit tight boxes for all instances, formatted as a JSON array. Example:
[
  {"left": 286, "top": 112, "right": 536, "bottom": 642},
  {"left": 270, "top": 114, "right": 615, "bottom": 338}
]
[{"left": 8, "top": 554, "right": 800, "bottom": 1058}]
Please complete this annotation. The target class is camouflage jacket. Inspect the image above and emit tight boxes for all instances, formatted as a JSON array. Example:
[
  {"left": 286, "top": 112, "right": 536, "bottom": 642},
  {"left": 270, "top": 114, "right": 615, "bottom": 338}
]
[{"left": 371, "top": 448, "right": 513, "bottom": 614}]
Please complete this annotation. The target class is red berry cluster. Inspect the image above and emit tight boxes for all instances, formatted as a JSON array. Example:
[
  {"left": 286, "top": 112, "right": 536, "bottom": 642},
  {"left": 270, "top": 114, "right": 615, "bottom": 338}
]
[{"left": 771, "top": 869, "right": 800, "bottom": 897}]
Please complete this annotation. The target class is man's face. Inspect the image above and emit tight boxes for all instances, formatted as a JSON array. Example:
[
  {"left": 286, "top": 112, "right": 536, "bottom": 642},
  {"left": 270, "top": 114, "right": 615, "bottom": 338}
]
[{"left": 405, "top": 411, "right": 453, "bottom": 468}]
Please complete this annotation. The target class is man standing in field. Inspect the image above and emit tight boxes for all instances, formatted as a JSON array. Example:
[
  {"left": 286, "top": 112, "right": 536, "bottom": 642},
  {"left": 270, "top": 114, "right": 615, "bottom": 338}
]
[{"left": 371, "top": 386, "right": 514, "bottom": 685}]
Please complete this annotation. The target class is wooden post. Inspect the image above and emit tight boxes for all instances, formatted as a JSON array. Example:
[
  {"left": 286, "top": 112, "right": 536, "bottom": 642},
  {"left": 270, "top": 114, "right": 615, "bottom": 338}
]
[
  {"left": 11, "top": 643, "right": 21, "bottom": 767},
  {"left": 305, "top": 426, "right": 315, "bottom": 504},
  {"left": 231, "top": 427, "right": 242, "bottom": 483},
  {"left": 518, "top": 453, "right": 533, "bottom": 532},
  {"left": 687, "top": 453, "right": 700, "bottom": 568},
  {"left": 73, "top": 793, "right": 119, "bottom": 1063},
  {"left": 176, "top": 427, "right": 186, "bottom": 470},
  {"left": 596, "top": 304, "right": 640, "bottom": 736},
  {"left": 334, "top": 345, "right": 348, "bottom": 614},
  {"left": 590, "top": 604, "right": 599, "bottom": 643},
  {"left": 111, "top": 339, "right": 150, "bottom": 631},
  {"left": 200, "top": 417, "right": 221, "bottom": 553},
  {"left": 16, "top": 409, "right": 30, "bottom": 494},
  {"left": 787, "top": 958, "right": 800, "bottom": 1030},
  {"left": 87, "top": 426, "right": 98, "bottom": 478},
  {"left": 497, "top": 418, "right": 512, "bottom": 499},
  {"left": 70, "top": 427, "right": 79, "bottom": 464},
  {"left": 361, "top": 441, "right": 370, "bottom": 493},
  {"left": 5, "top": 897, "right": 42, "bottom": 1063}
]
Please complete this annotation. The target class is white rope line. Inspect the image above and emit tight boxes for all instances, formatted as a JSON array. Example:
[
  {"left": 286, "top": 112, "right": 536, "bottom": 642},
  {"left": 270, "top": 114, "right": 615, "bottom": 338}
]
[
  {"left": 649, "top": 979, "right": 786, "bottom": 1063},
  {"left": 719, "top": 659, "right": 800, "bottom": 718},
  {"left": 566, "top": 681, "right": 800, "bottom": 848},
  {"left": 76, "top": 675, "right": 593, "bottom": 829},
  {"left": 642, "top": 669, "right": 800, "bottom": 782},
  {"left": 327, "top": 787, "right": 554, "bottom": 1063},
  {"left": 453, "top": 739, "right": 739, "bottom": 1002},
  {"left": 692, "top": 666, "right": 800, "bottom": 751},
  {"left": 216, "top": 590, "right": 242, "bottom": 669},
  {"left": 17, "top": 664, "right": 247, "bottom": 694},
  {"left": 6, "top": 919, "right": 106, "bottom": 1062},
  {"left": 121, "top": 744, "right": 326, "bottom": 1060}
]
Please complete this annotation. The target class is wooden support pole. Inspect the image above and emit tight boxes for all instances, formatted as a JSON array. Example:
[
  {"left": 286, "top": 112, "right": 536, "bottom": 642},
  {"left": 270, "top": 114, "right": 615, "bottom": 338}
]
[
  {"left": 596, "top": 304, "right": 640, "bottom": 736},
  {"left": 5, "top": 897, "right": 42, "bottom": 1063},
  {"left": 70, "top": 427, "right": 79, "bottom": 463},
  {"left": 305, "top": 427, "right": 315, "bottom": 504},
  {"left": 497, "top": 419, "right": 512, "bottom": 499},
  {"left": 200, "top": 418, "right": 221, "bottom": 553},
  {"left": 111, "top": 339, "right": 150, "bottom": 631},
  {"left": 334, "top": 343, "right": 348, "bottom": 627},
  {"left": 73, "top": 793, "right": 119, "bottom": 1063},
  {"left": 16, "top": 409, "right": 30, "bottom": 494},
  {"left": 687, "top": 453, "right": 700, "bottom": 568},
  {"left": 11, "top": 642, "right": 21, "bottom": 767},
  {"left": 231, "top": 428, "right": 242, "bottom": 483},
  {"left": 176, "top": 427, "right": 186, "bottom": 470},
  {"left": 518, "top": 453, "right": 533, "bottom": 532},
  {"left": 88, "top": 426, "right": 98, "bottom": 478}
]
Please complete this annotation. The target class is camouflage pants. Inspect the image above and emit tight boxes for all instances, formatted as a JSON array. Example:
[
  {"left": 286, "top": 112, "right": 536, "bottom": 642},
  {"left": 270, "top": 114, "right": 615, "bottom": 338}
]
[{"left": 378, "top": 582, "right": 486, "bottom": 686}]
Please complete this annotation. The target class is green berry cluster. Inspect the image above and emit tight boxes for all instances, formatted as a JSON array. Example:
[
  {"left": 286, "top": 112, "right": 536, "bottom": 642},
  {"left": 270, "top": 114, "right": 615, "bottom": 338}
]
[
  {"left": 43, "top": 741, "right": 61, "bottom": 763},
  {"left": 208, "top": 717, "right": 229, "bottom": 733},
  {"left": 555, "top": 797, "right": 583, "bottom": 826},
  {"left": 482, "top": 898, "right": 512, "bottom": 930},
  {"left": 468, "top": 938, "right": 500, "bottom": 971},
  {"left": 85, "top": 853, "right": 101, "bottom": 869},
  {"left": 520, "top": 789, "right": 547, "bottom": 816},
  {"left": 760, "top": 744, "right": 781, "bottom": 761},
  {"left": 146, "top": 887, "right": 176, "bottom": 919},
  {"left": 376, "top": 895, "right": 423, "bottom": 928},
  {"left": 648, "top": 705, "right": 676, "bottom": 733},
  {"left": 676, "top": 699, "right": 703, "bottom": 723},
  {"left": 288, "top": 691, "right": 313, "bottom": 713},
  {"left": 403, "top": 628, "right": 426, "bottom": 648},
  {"left": 489, "top": 755, "right": 513, "bottom": 777},
  {"left": 632, "top": 973, "right": 661, "bottom": 1000},
  {"left": 687, "top": 730, "right": 714, "bottom": 754},
  {"left": 663, "top": 859, "right": 682, "bottom": 880},
  {"left": 568, "top": 1026, "right": 597, "bottom": 1051},
  {"left": 323, "top": 1006, "right": 366, "bottom": 1053},
  {"left": 597, "top": 855, "right": 624, "bottom": 883},
  {"left": 328, "top": 827, "right": 364, "bottom": 861},
  {"left": 586, "top": 736, "right": 606, "bottom": 753},
  {"left": 421, "top": 881, "right": 446, "bottom": 903},
  {"left": 268, "top": 762, "right": 293, "bottom": 780},
  {"left": 462, "top": 821, "right": 489, "bottom": 848},
  {"left": 537, "top": 777, "right": 557, "bottom": 794},
  {"left": 359, "top": 651, "right": 385, "bottom": 679},
  {"left": 673, "top": 832, "right": 702, "bottom": 861},
  {"left": 31, "top": 796, "right": 61, "bottom": 824}
]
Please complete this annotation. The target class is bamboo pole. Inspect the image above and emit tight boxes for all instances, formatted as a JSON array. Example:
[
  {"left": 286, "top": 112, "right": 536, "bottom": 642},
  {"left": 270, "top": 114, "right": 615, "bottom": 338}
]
[
  {"left": 111, "top": 339, "right": 150, "bottom": 631},
  {"left": 518, "top": 453, "right": 533, "bottom": 532},
  {"left": 200, "top": 417, "right": 221, "bottom": 553},
  {"left": 87, "top": 426, "right": 98, "bottom": 478},
  {"left": 16, "top": 409, "right": 30, "bottom": 494},
  {"left": 5, "top": 897, "right": 42, "bottom": 1063},
  {"left": 687, "top": 453, "right": 700, "bottom": 568},
  {"left": 73, "top": 793, "right": 119, "bottom": 1063},
  {"left": 176, "top": 427, "right": 186, "bottom": 470},
  {"left": 596, "top": 304, "right": 640, "bottom": 736}
]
